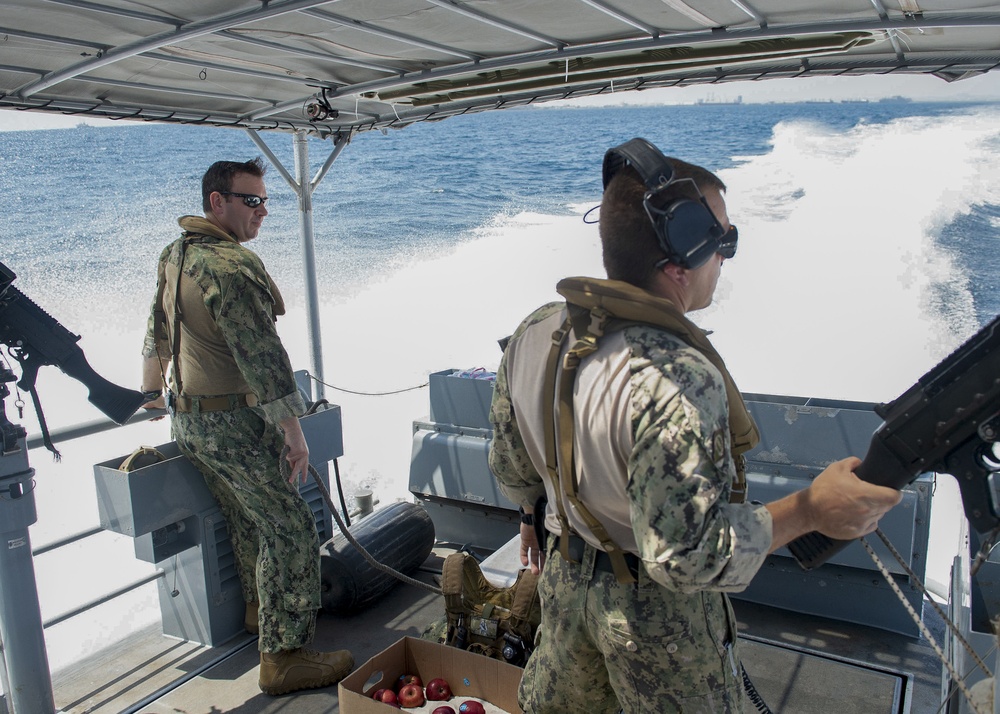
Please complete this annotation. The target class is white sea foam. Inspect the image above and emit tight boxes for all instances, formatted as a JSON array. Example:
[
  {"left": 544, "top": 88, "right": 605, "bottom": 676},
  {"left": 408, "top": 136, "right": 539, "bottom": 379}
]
[{"left": 707, "top": 109, "right": 996, "bottom": 400}]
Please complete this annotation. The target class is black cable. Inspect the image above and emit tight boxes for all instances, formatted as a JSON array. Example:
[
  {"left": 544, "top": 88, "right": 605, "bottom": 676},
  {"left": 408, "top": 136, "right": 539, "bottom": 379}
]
[
  {"left": 742, "top": 663, "right": 773, "bottom": 713},
  {"left": 309, "top": 373, "right": 428, "bottom": 397},
  {"left": 302, "top": 400, "right": 351, "bottom": 527},
  {"left": 333, "top": 458, "right": 350, "bottom": 528}
]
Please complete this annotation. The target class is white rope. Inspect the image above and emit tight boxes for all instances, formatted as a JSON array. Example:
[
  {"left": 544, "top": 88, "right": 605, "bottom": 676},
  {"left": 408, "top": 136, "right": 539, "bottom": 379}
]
[{"left": 861, "top": 531, "right": 989, "bottom": 714}]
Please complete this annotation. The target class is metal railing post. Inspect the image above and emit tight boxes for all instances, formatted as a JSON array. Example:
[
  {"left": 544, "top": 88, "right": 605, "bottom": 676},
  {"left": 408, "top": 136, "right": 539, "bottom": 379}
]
[{"left": 0, "top": 429, "right": 55, "bottom": 713}]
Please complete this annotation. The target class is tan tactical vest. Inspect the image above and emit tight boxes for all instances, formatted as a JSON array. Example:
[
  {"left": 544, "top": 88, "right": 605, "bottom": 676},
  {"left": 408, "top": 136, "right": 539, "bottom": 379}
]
[{"left": 542, "top": 276, "right": 760, "bottom": 583}]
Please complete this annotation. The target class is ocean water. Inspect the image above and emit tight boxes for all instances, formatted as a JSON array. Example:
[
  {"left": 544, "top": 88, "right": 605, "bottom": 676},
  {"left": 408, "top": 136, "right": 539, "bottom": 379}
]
[{"left": 1, "top": 100, "right": 999, "bottom": 675}]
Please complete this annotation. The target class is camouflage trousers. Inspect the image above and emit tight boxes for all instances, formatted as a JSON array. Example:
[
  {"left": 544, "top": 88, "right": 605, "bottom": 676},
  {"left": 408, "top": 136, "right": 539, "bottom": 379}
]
[
  {"left": 172, "top": 406, "right": 321, "bottom": 654},
  {"left": 519, "top": 535, "right": 747, "bottom": 714}
]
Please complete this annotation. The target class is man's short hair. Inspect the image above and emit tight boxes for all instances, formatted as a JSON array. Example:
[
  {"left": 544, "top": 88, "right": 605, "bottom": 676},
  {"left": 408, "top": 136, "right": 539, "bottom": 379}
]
[
  {"left": 201, "top": 158, "right": 266, "bottom": 212},
  {"left": 600, "top": 158, "right": 726, "bottom": 289}
]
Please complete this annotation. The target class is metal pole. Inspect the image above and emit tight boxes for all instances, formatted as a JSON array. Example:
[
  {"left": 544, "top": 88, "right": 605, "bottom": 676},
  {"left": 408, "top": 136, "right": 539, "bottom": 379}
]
[
  {"left": 246, "top": 128, "right": 343, "bottom": 402},
  {"left": 292, "top": 130, "right": 325, "bottom": 400},
  {"left": 0, "top": 372, "right": 55, "bottom": 714}
]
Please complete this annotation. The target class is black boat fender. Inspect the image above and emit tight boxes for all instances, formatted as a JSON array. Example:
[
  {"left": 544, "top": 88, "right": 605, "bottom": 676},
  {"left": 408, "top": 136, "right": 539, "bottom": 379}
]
[{"left": 320, "top": 500, "right": 435, "bottom": 613}]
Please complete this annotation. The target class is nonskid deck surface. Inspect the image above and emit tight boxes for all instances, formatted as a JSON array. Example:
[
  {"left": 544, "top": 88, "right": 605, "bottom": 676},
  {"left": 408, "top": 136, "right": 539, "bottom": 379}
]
[
  {"left": 53, "top": 555, "right": 945, "bottom": 714},
  {"left": 735, "top": 599, "right": 946, "bottom": 714}
]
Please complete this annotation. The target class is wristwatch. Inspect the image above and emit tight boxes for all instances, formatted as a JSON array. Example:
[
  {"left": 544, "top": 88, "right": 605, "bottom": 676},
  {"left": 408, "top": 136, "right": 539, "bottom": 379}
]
[
  {"left": 141, "top": 388, "right": 161, "bottom": 402},
  {"left": 518, "top": 506, "right": 534, "bottom": 526}
]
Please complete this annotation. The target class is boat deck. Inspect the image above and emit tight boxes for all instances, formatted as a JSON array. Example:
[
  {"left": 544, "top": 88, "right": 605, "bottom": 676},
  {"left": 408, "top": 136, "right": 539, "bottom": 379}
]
[{"left": 51, "top": 545, "right": 947, "bottom": 714}]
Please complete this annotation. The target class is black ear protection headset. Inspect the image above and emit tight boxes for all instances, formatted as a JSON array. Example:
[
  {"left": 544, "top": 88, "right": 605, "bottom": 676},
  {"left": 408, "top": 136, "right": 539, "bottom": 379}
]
[{"left": 602, "top": 137, "right": 737, "bottom": 270}]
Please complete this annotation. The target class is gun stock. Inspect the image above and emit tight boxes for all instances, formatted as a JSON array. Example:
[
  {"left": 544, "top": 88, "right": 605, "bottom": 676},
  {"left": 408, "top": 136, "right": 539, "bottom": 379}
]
[
  {"left": 787, "top": 315, "right": 1000, "bottom": 570},
  {"left": 0, "top": 268, "right": 146, "bottom": 426}
]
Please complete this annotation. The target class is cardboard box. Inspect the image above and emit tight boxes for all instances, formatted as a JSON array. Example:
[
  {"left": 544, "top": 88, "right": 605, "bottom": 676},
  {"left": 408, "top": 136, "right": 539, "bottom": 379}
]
[{"left": 339, "top": 637, "right": 523, "bottom": 713}]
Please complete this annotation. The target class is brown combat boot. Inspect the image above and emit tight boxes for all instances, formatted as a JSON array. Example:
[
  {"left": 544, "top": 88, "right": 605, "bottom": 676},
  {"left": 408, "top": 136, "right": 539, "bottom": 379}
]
[
  {"left": 258, "top": 647, "right": 354, "bottom": 696},
  {"left": 244, "top": 601, "right": 259, "bottom": 635}
]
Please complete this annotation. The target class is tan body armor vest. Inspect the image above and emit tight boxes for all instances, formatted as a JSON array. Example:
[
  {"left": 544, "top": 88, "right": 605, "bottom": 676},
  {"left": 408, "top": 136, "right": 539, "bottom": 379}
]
[{"left": 542, "top": 276, "right": 760, "bottom": 583}]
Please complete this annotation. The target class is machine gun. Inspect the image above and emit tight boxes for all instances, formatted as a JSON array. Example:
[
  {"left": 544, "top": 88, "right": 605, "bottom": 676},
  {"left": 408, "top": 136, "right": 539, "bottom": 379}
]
[
  {"left": 0, "top": 260, "right": 146, "bottom": 428},
  {"left": 788, "top": 314, "right": 1000, "bottom": 570}
]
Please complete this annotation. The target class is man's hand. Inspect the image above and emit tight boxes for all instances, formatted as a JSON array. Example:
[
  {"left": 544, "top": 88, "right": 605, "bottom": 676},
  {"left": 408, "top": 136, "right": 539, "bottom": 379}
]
[
  {"left": 519, "top": 521, "right": 544, "bottom": 574},
  {"left": 141, "top": 355, "right": 167, "bottom": 420},
  {"left": 140, "top": 394, "right": 167, "bottom": 421},
  {"left": 805, "top": 456, "right": 903, "bottom": 540},
  {"left": 767, "top": 456, "right": 902, "bottom": 552},
  {"left": 279, "top": 416, "right": 309, "bottom": 484}
]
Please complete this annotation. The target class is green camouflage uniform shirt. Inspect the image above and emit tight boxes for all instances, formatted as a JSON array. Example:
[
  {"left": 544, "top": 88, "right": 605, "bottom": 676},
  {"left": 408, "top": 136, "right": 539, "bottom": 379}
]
[{"left": 489, "top": 300, "right": 772, "bottom": 712}]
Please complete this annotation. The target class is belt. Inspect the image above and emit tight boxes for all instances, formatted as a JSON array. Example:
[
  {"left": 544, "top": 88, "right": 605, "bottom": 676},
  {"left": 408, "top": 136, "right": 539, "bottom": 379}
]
[
  {"left": 170, "top": 393, "right": 258, "bottom": 414},
  {"left": 556, "top": 534, "right": 640, "bottom": 579}
]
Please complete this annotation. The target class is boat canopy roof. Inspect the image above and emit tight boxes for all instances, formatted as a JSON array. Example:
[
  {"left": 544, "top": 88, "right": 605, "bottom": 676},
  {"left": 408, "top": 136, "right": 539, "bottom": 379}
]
[{"left": 1, "top": 1, "right": 999, "bottom": 137}]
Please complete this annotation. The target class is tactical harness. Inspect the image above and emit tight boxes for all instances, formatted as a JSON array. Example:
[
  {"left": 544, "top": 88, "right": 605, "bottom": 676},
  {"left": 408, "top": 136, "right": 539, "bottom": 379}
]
[
  {"left": 152, "top": 230, "right": 259, "bottom": 413},
  {"left": 541, "top": 276, "right": 760, "bottom": 584}
]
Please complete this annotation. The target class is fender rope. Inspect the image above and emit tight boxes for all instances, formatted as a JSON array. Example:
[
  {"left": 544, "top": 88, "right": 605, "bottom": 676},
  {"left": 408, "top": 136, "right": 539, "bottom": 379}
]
[{"left": 280, "top": 445, "right": 441, "bottom": 597}]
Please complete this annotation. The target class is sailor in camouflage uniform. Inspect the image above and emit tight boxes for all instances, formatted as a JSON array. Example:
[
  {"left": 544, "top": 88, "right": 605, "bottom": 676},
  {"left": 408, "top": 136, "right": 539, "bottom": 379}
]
[
  {"left": 488, "top": 139, "right": 901, "bottom": 713},
  {"left": 140, "top": 158, "right": 353, "bottom": 696}
]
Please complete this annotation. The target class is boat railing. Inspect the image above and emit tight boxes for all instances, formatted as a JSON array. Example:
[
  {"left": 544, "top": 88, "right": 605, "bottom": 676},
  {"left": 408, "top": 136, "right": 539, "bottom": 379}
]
[
  {"left": 3, "top": 400, "right": 345, "bottom": 713},
  {"left": 0, "top": 409, "right": 168, "bottom": 710},
  {"left": 27, "top": 412, "right": 167, "bottom": 623}
]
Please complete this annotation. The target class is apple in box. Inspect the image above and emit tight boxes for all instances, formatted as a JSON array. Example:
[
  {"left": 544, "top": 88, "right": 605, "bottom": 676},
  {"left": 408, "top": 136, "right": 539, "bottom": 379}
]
[
  {"left": 432, "top": 708, "right": 457, "bottom": 714},
  {"left": 458, "top": 701, "right": 486, "bottom": 714},
  {"left": 398, "top": 683, "right": 425, "bottom": 708},
  {"left": 426, "top": 677, "right": 453, "bottom": 701},
  {"left": 372, "top": 688, "right": 400, "bottom": 708},
  {"left": 396, "top": 673, "right": 422, "bottom": 692}
]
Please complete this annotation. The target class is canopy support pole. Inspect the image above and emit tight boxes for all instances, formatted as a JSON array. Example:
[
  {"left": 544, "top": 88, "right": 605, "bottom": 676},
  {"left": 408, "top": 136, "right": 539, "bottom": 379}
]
[{"left": 245, "top": 129, "right": 351, "bottom": 401}]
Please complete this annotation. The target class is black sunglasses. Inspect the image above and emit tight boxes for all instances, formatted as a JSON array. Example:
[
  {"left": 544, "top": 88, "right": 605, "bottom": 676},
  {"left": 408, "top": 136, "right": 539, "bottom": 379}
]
[
  {"left": 220, "top": 191, "right": 268, "bottom": 208},
  {"left": 717, "top": 225, "right": 738, "bottom": 259}
]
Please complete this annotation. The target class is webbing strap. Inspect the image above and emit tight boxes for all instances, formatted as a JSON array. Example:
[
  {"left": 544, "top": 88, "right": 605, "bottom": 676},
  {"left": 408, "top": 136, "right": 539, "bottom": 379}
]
[
  {"left": 155, "top": 235, "right": 219, "bottom": 399},
  {"left": 167, "top": 237, "right": 196, "bottom": 397},
  {"left": 542, "top": 318, "right": 575, "bottom": 564},
  {"left": 731, "top": 457, "right": 747, "bottom": 504},
  {"left": 557, "top": 305, "right": 636, "bottom": 584},
  {"left": 151, "top": 264, "right": 170, "bottom": 391},
  {"left": 152, "top": 237, "right": 193, "bottom": 398}
]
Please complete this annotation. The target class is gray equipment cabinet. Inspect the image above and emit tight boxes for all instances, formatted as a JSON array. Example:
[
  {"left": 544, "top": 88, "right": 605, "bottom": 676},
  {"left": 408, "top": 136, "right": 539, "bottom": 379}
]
[
  {"left": 407, "top": 371, "right": 934, "bottom": 636},
  {"left": 93, "top": 402, "right": 342, "bottom": 647},
  {"left": 733, "top": 394, "right": 934, "bottom": 637},
  {"left": 408, "top": 369, "right": 519, "bottom": 550}
]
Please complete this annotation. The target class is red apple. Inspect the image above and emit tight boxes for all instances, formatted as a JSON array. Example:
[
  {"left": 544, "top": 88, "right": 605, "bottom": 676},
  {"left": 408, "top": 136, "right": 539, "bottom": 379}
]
[
  {"left": 397, "top": 682, "right": 426, "bottom": 708},
  {"left": 396, "top": 673, "right": 423, "bottom": 692},
  {"left": 458, "top": 701, "right": 486, "bottom": 714},
  {"left": 373, "top": 688, "right": 400, "bottom": 707},
  {"left": 425, "top": 677, "right": 453, "bottom": 701},
  {"left": 432, "top": 707, "right": 457, "bottom": 714}
]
